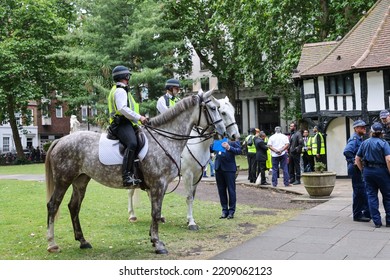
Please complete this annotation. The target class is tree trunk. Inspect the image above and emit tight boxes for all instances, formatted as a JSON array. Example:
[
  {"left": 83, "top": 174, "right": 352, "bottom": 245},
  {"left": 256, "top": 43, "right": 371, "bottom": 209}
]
[
  {"left": 319, "top": 0, "right": 330, "bottom": 40},
  {"left": 6, "top": 94, "right": 25, "bottom": 159}
]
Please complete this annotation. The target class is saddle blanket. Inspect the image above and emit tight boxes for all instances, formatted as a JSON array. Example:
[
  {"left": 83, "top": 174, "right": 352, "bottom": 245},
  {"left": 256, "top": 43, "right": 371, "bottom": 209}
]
[{"left": 98, "top": 133, "right": 148, "bottom": 165}]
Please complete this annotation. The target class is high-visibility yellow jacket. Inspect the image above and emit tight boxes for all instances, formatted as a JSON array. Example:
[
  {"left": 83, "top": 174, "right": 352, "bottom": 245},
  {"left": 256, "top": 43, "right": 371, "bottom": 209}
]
[
  {"left": 245, "top": 135, "right": 256, "bottom": 153},
  {"left": 107, "top": 85, "right": 140, "bottom": 126},
  {"left": 311, "top": 132, "right": 325, "bottom": 155}
]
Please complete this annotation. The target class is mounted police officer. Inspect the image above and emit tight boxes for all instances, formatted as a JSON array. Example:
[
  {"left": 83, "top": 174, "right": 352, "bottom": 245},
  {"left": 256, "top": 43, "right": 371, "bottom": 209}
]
[
  {"left": 343, "top": 120, "right": 370, "bottom": 222},
  {"left": 156, "top": 78, "right": 181, "bottom": 114},
  {"left": 356, "top": 122, "right": 390, "bottom": 228},
  {"left": 107, "top": 65, "right": 148, "bottom": 187}
]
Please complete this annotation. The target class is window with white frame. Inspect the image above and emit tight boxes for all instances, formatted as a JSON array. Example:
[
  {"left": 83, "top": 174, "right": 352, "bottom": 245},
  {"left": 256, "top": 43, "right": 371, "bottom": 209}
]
[
  {"left": 56, "top": 106, "right": 63, "bottom": 118},
  {"left": 3, "top": 137, "right": 10, "bottom": 152},
  {"left": 81, "top": 106, "right": 88, "bottom": 121}
]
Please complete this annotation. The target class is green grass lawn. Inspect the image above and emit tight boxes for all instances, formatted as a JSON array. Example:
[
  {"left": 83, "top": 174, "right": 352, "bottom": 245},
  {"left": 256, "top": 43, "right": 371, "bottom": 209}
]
[
  {"left": 0, "top": 163, "right": 45, "bottom": 175},
  {"left": 0, "top": 160, "right": 297, "bottom": 260}
]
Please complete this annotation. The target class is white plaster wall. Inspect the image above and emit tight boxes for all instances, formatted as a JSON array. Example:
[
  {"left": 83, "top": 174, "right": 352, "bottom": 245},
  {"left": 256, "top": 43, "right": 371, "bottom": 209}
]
[
  {"left": 303, "top": 79, "right": 316, "bottom": 113},
  {"left": 354, "top": 73, "right": 362, "bottom": 110},
  {"left": 367, "top": 71, "right": 385, "bottom": 111},
  {"left": 326, "top": 117, "right": 349, "bottom": 176},
  {"left": 318, "top": 76, "right": 326, "bottom": 111}
]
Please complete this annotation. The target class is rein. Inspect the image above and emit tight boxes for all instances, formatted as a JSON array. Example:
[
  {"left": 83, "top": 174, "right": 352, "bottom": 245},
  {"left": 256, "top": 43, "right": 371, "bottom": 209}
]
[{"left": 143, "top": 97, "right": 222, "bottom": 194}]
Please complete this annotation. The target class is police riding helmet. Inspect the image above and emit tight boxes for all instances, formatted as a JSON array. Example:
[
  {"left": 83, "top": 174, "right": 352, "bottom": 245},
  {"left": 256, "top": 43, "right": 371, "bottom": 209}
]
[
  {"left": 165, "top": 78, "right": 180, "bottom": 90},
  {"left": 112, "top": 65, "right": 131, "bottom": 82}
]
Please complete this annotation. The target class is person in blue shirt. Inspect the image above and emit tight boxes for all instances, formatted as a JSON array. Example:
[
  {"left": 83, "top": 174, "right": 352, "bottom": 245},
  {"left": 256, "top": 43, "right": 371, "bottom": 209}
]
[
  {"left": 343, "top": 120, "right": 370, "bottom": 222},
  {"left": 214, "top": 139, "right": 242, "bottom": 219},
  {"left": 356, "top": 122, "right": 390, "bottom": 228}
]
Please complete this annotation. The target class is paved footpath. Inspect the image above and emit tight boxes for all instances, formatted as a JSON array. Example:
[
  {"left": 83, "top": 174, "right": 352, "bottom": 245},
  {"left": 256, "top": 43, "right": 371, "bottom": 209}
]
[
  {"left": 2, "top": 173, "right": 390, "bottom": 260},
  {"left": 210, "top": 174, "right": 390, "bottom": 260}
]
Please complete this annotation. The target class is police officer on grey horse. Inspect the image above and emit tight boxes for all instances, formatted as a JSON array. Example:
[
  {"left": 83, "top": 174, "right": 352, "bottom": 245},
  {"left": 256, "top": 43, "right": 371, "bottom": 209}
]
[{"left": 107, "top": 65, "right": 148, "bottom": 186}]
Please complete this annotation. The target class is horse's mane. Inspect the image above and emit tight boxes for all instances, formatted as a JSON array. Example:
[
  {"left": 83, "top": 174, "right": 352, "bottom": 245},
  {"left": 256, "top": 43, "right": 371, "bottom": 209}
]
[{"left": 149, "top": 94, "right": 199, "bottom": 127}]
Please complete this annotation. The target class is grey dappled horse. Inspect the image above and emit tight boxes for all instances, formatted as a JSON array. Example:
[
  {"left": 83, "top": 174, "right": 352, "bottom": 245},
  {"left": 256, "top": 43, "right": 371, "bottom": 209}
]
[
  {"left": 128, "top": 96, "right": 240, "bottom": 230},
  {"left": 45, "top": 89, "right": 225, "bottom": 255}
]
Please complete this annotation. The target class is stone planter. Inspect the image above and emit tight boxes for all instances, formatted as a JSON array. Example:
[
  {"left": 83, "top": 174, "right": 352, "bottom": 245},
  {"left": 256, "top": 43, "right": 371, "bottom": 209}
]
[{"left": 301, "top": 172, "right": 336, "bottom": 197}]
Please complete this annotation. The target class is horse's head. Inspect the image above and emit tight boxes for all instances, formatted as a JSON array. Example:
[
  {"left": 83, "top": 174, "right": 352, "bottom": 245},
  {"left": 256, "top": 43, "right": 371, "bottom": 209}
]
[
  {"left": 197, "top": 88, "right": 226, "bottom": 137},
  {"left": 212, "top": 96, "right": 240, "bottom": 140}
]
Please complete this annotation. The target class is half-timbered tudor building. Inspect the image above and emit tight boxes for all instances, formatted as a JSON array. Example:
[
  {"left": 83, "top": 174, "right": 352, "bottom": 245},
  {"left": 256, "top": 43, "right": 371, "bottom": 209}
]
[{"left": 293, "top": 0, "right": 390, "bottom": 176}]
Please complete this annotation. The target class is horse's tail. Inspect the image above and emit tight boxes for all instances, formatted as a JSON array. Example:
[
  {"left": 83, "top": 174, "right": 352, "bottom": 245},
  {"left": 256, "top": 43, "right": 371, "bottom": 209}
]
[{"left": 45, "top": 139, "right": 60, "bottom": 203}]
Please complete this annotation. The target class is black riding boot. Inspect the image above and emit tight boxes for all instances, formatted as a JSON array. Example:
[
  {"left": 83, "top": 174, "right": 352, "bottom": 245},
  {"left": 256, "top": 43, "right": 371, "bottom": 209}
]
[{"left": 122, "top": 148, "right": 142, "bottom": 187}]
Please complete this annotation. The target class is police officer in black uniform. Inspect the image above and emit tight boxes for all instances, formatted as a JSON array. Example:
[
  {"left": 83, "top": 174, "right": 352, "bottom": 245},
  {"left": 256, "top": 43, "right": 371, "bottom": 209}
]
[
  {"left": 107, "top": 66, "right": 148, "bottom": 186},
  {"left": 379, "top": 109, "right": 390, "bottom": 145},
  {"left": 356, "top": 122, "right": 390, "bottom": 228},
  {"left": 343, "top": 120, "right": 370, "bottom": 222}
]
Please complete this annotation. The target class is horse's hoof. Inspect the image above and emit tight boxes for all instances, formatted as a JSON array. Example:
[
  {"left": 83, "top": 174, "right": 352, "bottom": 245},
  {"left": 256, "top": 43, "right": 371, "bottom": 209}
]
[
  {"left": 129, "top": 217, "right": 137, "bottom": 222},
  {"left": 80, "top": 243, "right": 92, "bottom": 249},
  {"left": 47, "top": 245, "right": 60, "bottom": 253},
  {"left": 188, "top": 224, "right": 199, "bottom": 231},
  {"left": 155, "top": 248, "right": 168, "bottom": 254},
  {"left": 160, "top": 217, "right": 166, "bottom": 223}
]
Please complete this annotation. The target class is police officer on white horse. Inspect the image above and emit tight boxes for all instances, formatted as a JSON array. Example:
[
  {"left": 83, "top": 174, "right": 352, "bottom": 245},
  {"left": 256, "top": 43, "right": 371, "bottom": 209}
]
[
  {"left": 107, "top": 65, "right": 148, "bottom": 186},
  {"left": 156, "top": 78, "right": 181, "bottom": 114}
]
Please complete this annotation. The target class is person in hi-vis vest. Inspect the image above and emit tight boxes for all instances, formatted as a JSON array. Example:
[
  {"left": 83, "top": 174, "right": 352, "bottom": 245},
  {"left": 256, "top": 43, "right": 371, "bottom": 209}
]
[
  {"left": 156, "top": 78, "right": 181, "bottom": 114},
  {"left": 244, "top": 128, "right": 257, "bottom": 183},
  {"left": 308, "top": 126, "right": 326, "bottom": 165},
  {"left": 107, "top": 65, "right": 148, "bottom": 186}
]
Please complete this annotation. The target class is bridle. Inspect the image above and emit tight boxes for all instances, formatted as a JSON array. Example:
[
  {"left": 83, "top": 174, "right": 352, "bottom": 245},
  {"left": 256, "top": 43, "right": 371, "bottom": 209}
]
[{"left": 143, "top": 94, "right": 224, "bottom": 193}]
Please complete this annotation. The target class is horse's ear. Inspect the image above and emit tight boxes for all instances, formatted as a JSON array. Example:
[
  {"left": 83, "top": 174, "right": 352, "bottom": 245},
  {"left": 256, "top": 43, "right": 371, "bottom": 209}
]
[
  {"left": 224, "top": 96, "right": 229, "bottom": 102},
  {"left": 198, "top": 88, "right": 204, "bottom": 96},
  {"left": 204, "top": 87, "right": 215, "bottom": 99},
  {"left": 210, "top": 95, "right": 220, "bottom": 107}
]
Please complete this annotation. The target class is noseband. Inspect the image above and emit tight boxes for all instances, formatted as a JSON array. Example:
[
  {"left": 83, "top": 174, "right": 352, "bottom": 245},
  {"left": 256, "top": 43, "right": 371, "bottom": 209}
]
[{"left": 194, "top": 98, "right": 223, "bottom": 136}]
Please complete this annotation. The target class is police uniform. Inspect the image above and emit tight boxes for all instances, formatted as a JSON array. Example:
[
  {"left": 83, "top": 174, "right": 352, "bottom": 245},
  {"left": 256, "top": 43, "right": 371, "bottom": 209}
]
[
  {"left": 343, "top": 120, "right": 370, "bottom": 222},
  {"left": 356, "top": 122, "right": 390, "bottom": 227}
]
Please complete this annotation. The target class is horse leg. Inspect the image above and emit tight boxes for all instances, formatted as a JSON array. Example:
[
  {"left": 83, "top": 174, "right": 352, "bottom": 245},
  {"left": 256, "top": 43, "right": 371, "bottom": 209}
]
[
  {"left": 146, "top": 189, "right": 165, "bottom": 223},
  {"left": 149, "top": 185, "right": 168, "bottom": 254},
  {"left": 47, "top": 184, "right": 70, "bottom": 253},
  {"left": 128, "top": 189, "right": 137, "bottom": 222},
  {"left": 186, "top": 183, "right": 199, "bottom": 231},
  {"left": 68, "top": 174, "right": 92, "bottom": 249}
]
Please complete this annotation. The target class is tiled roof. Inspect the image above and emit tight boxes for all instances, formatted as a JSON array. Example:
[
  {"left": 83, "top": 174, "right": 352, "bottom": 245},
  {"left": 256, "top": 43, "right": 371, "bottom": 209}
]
[
  {"left": 295, "top": 0, "right": 390, "bottom": 78},
  {"left": 292, "top": 41, "right": 337, "bottom": 78}
]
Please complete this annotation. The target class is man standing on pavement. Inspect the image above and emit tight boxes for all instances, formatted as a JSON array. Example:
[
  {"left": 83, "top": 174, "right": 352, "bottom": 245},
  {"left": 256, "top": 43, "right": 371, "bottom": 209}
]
[
  {"left": 379, "top": 109, "right": 390, "bottom": 145},
  {"left": 244, "top": 128, "right": 257, "bottom": 183},
  {"left": 267, "top": 126, "right": 290, "bottom": 187},
  {"left": 288, "top": 122, "right": 303, "bottom": 185},
  {"left": 343, "top": 120, "right": 371, "bottom": 223},
  {"left": 254, "top": 131, "right": 270, "bottom": 185},
  {"left": 309, "top": 125, "right": 326, "bottom": 165}
]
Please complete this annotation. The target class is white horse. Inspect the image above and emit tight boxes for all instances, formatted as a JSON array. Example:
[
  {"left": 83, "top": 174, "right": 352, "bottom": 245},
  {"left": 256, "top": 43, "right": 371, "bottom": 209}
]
[{"left": 128, "top": 96, "right": 240, "bottom": 230}]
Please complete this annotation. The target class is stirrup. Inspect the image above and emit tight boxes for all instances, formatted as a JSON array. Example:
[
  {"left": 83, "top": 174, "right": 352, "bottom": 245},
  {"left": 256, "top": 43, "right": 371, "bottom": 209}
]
[{"left": 123, "top": 174, "right": 142, "bottom": 187}]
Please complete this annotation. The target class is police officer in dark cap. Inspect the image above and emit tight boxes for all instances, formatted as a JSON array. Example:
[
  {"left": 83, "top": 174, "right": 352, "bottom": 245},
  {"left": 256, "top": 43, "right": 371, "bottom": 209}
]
[
  {"left": 379, "top": 110, "right": 390, "bottom": 145},
  {"left": 107, "top": 65, "right": 148, "bottom": 186},
  {"left": 343, "top": 120, "right": 370, "bottom": 222},
  {"left": 356, "top": 122, "right": 390, "bottom": 228}
]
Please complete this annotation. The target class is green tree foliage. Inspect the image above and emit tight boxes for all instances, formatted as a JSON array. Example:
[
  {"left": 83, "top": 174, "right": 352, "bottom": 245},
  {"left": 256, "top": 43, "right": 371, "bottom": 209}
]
[
  {"left": 162, "top": 0, "right": 376, "bottom": 120},
  {"left": 62, "top": 0, "right": 185, "bottom": 125},
  {"left": 0, "top": 0, "right": 75, "bottom": 158}
]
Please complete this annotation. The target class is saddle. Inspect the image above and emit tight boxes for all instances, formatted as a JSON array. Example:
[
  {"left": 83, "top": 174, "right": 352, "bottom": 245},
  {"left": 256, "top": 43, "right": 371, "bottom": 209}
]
[{"left": 99, "top": 129, "right": 148, "bottom": 189}]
